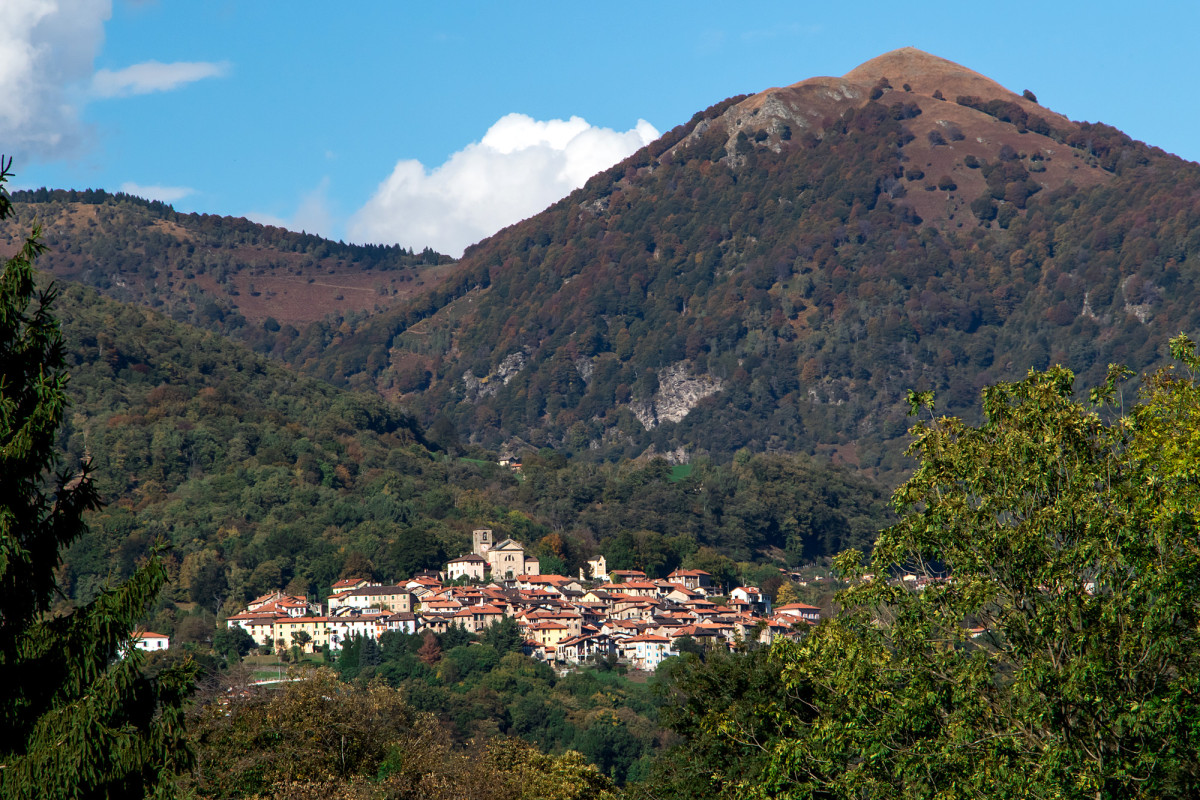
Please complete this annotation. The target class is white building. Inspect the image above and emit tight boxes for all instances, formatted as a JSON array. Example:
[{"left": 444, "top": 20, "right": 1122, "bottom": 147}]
[
  {"left": 622, "top": 633, "right": 674, "bottom": 670},
  {"left": 133, "top": 632, "right": 169, "bottom": 652}
]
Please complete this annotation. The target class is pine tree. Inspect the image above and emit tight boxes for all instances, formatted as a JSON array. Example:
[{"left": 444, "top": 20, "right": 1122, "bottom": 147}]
[{"left": 0, "top": 158, "right": 195, "bottom": 799}]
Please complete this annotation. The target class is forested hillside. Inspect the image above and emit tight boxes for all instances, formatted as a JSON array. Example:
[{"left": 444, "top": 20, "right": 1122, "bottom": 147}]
[
  {"left": 0, "top": 189, "right": 455, "bottom": 357},
  {"left": 300, "top": 49, "right": 1200, "bottom": 478},
  {"left": 51, "top": 285, "right": 889, "bottom": 641}
]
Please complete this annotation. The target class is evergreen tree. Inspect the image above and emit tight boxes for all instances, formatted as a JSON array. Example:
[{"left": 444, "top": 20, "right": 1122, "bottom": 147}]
[
  {"left": 0, "top": 158, "right": 195, "bottom": 799},
  {"left": 480, "top": 615, "right": 524, "bottom": 654}
]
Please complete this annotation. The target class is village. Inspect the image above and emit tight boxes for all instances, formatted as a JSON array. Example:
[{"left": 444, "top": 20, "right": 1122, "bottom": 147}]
[{"left": 215, "top": 529, "right": 824, "bottom": 671}]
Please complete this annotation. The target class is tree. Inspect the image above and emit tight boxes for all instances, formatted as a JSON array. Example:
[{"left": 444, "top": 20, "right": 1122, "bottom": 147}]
[
  {"left": 0, "top": 158, "right": 195, "bottom": 798},
  {"left": 480, "top": 615, "right": 524, "bottom": 655},
  {"left": 755, "top": 344, "right": 1200, "bottom": 798},
  {"left": 213, "top": 625, "right": 256, "bottom": 662},
  {"left": 418, "top": 631, "right": 443, "bottom": 665},
  {"left": 774, "top": 580, "right": 801, "bottom": 607},
  {"left": 643, "top": 647, "right": 810, "bottom": 800},
  {"left": 292, "top": 629, "right": 312, "bottom": 652},
  {"left": 338, "top": 550, "right": 377, "bottom": 581}
]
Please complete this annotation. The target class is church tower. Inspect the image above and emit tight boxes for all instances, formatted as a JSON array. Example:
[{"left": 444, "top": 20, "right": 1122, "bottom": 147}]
[{"left": 472, "top": 528, "right": 493, "bottom": 556}]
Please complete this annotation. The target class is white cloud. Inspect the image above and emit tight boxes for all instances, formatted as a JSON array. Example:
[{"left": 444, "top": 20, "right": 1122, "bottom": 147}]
[
  {"left": 91, "top": 59, "right": 229, "bottom": 98},
  {"left": 0, "top": 1, "right": 226, "bottom": 161},
  {"left": 0, "top": 0, "right": 111, "bottom": 158},
  {"left": 119, "top": 181, "right": 192, "bottom": 203},
  {"left": 349, "top": 113, "right": 659, "bottom": 258}
]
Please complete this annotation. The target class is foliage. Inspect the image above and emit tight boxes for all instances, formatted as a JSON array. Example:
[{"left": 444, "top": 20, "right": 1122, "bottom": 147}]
[
  {"left": 336, "top": 629, "right": 664, "bottom": 785},
  {"left": 0, "top": 159, "right": 194, "bottom": 799},
  {"left": 288, "top": 81, "right": 1200, "bottom": 480},
  {"left": 44, "top": 285, "right": 889, "bottom": 623},
  {"left": 0, "top": 188, "right": 452, "bottom": 356},
  {"left": 213, "top": 624, "right": 256, "bottom": 662},
  {"left": 749, "top": 341, "right": 1200, "bottom": 798},
  {"left": 627, "top": 648, "right": 809, "bottom": 800},
  {"left": 188, "top": 666, "right": 618, "bottom": 799}
]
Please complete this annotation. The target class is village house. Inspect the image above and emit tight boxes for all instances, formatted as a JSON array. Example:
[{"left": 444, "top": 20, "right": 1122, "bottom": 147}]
[
  {"left": 330, "top": 577, "right": 378, "bottom": 594},
  {"left": 275, "top": 616, "right": 332, "bottom": 652},
  {"left": 665, "top": 584, "right": 701, "bottom": 604},
  {"left": 774, "top": 603, "right": 822, "bottom": 624},
  {"left": 682, "top": 597, "right": 719, "bottom": 616},
  {"left": 328, "top": 614, "right": 382, "bottom": 650},
  {"left": 730, "top": 586, "right": 771, "bottom": 615},
  {"left": 666, "top": 569, "right": 714, "bottom": 592},
  {"left": 421, "top": 597, "right": 464, "bottom": 616},
  {"left": 608, "top": 569, "right": 647, "bottom": 583},
  {"left": 516, "top": 574, "right": 570, "bottom": 593},
  {"left": 327, "top": 585, "right": 413, "bottom": 615},
  {"left": 383, "top": 612, "right": 419, "bottom": 635},
  {"left": 527, "top": 608, "right": 584, "bottom": 637},
  {"left": 133, "top": 631, "right": 169, "bottom": 652},
  {"left": 450, "top": 604, "right": 507, "bottom": 634},
  {"left": 556, "top": 633, "right": 616, "bottom": 665},
  {"left": 246, "top": 591, "right": 320, "bottom": 617},
  {"left": 669, "top": 624, "right": 723, "bottom": 651},
  {"left": 759, "top": 618, "right": 796, "bottom": 644},
  {"left": 226, "top": 614, "right": 281, "bottom": 647},
  {"left": 609, "top": 579, "right": 660, "bottom": 598},
  {"left": 622, "top": 633, "right": 674, "bottom": 670},
  {"left": 525, "top": 621, "right": 572, "bottom": 652},
  {"left": 446, "top": 553, "right": 488, "bottom": 582}
]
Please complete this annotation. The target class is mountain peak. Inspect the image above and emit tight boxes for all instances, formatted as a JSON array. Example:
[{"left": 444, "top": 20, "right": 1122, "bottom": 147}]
[
  {"left": 843, "top": 47, "right": 1022, "bottom": 103},
  {"left": 730, "top": 47, "right": 1072, "bottom": 153}
]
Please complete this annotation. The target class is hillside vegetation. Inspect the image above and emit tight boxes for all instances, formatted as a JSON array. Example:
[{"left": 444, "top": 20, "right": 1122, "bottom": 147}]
[
  {"left": 298, "top": 50, "right": 1200, "bottom": 479},
  {"left": 51, "top": 285, "right": 888, "bottom": 640},
  {"left": 0, "top": 189, "right": 455, "bottom": 356}
]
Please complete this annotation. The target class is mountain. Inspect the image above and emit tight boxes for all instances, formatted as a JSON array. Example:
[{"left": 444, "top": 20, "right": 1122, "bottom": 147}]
[
  {"left": 303, "top": 48, "right": 1200, "bottom": 477},
  {"left": 0, "top": 189, "right": 456, "bottom": 357}
]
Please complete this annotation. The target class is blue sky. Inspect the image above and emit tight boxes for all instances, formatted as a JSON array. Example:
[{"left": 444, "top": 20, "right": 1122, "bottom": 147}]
[{"left": 6, "top": 1, "right": 1198, "bottom": 256}]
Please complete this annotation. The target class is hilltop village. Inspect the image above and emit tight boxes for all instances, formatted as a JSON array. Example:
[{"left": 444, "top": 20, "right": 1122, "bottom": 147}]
[{"left": 223, "top": 529, "right": 822, "bottom": 670}]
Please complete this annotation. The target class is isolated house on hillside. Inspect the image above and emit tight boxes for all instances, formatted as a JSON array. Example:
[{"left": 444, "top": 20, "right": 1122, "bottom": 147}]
[{"left": 133, "top": 632, "right": 169, "bottom": 652}]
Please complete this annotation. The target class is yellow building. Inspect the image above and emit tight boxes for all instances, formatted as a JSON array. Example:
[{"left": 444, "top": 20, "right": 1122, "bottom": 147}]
[{"left": 275, "top": 616, "right": 332, "bottom": 652}]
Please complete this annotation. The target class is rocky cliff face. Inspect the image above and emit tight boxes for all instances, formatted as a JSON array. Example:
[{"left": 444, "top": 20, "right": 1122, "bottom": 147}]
[
  {"left": 463, "top": 350, "right": 530, "bottom": 400},
  {"left": 628, "top": 362, "right": 725, "bottom": 429}
]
